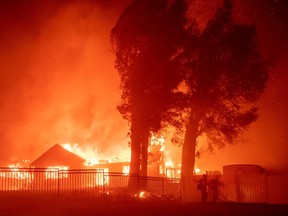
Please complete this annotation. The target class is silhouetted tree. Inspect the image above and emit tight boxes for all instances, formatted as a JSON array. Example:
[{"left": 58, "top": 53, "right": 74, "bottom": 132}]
[
  {"left": 179, "top": 0, "right": 268, "bottom": 201},
  {"left": 112, "top": 0, "right": 268, "bottom": 201},
  {"left": 111, "top": 0, "right": 188, "bottom": 177}
]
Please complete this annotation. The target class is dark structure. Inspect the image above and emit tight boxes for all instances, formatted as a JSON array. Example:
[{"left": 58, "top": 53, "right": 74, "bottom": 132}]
[{"left": 30, "top": 144, "right": 85, "bottom": 169}]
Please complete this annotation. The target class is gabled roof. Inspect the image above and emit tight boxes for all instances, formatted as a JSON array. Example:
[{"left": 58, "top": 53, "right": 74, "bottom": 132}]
[{"left": 30, "top": 144, "right": 85, "bottom": 169}]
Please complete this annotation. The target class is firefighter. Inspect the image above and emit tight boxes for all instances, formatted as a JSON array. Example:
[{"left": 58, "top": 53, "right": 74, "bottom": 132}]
[
  {"left": 208, "top": 178, "right": 219, "bottom": 202},
  {"left": 197, "top": 174, "right": 208, "bottom": 203}
]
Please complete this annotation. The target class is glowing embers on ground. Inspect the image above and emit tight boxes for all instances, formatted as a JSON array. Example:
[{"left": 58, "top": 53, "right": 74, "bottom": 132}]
[
  {"left": 138, "top": 190, "right": 162, "bottom": 200},
  {"left": 139, "top": 191, "right": 145, "bottom": 198}
]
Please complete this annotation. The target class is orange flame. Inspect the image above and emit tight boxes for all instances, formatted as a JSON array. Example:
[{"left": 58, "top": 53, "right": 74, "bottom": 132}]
[{"left": 61, "top": 143, "right": 99, "bottom": 166}]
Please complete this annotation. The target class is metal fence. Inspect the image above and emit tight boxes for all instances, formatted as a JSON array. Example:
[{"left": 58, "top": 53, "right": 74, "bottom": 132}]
[
  {"left": 0, "top": 167, "right": 180, "bottom": 200},
  {"left": 138, "top": 176, "right": 180, "bottom": 200},
  {"left": 3, "top": 167, "right": 285, "bottom": 203},
  {"left": 218, "top": 173, "right": 268, "bottom": 203}
]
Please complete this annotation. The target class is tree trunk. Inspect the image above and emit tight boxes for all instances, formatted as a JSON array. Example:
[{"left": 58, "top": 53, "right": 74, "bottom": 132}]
[
  {"left": 181, "top": 111, "right": 200, "bottom": 202},
  {"left": 139, "top": 131, "right": 149, "bottom": 190},
  {"left": 140, "top": 131, "right": 149, "bottom": 176},
  {"left": 129, "top": 120, "right": 141, "bottom": 196},
  {"left": 130, "top": 121, "right": 141, "bottom": 175}
]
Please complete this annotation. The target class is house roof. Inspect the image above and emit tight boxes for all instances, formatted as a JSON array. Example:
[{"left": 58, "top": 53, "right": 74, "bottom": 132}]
[{"left": 30, "top": 144, "right": 85, "bottom": 169}]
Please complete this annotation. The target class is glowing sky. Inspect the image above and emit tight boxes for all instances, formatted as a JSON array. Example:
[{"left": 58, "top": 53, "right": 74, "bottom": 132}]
[
  {"left": 0, "top": 0, "right": 287, "bottom": 172},
  {"left": 0, "top": 0, "right": 132, "bottom": 164}
]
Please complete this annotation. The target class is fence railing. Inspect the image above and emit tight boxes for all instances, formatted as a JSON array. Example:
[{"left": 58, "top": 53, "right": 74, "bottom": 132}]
[
  {"left": 137, "top": 176, "right": 180, "bottom": 200},
  {"left": 0, "top": 167, "right": 180, "bottom": 199},
  {"left": 1, "top": 167, "right": 287, "bottom": 204}
]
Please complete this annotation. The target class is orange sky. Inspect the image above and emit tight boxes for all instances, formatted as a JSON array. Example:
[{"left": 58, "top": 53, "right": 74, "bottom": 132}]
[
  {"left": 0, "top": 0, "right": 287, "bottom": 173},
  {"left": 0, "top": 0, "right": 131, "bottom": 164}
]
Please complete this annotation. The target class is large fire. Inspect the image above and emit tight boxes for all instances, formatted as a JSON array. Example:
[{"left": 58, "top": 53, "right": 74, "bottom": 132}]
[
  {"left": 59, "top": 134, "right": 179, "bottom": 177},
  {"left": 61, "top": 143, "right": 100, "bottom": 166},
  {"left": 3, "top": 134, "right": 203, "bottom": 186},
  {"left": 0, "top": 137, "right": 205, "bottom": 198}
]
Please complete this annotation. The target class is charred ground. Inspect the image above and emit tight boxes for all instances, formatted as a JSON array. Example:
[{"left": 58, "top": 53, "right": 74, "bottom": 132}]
[{"left": 1, "top": 198, "right": 288, "bottom": 216}]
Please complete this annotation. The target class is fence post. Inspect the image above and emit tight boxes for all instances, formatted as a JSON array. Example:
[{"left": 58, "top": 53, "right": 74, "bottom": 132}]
[
  {"left": 57, "top": 168, "right": 60, "bottom": 197},
  {"left": 235, "top": 173, "right": 241, "bottom": 202},
  {"left": 264, "top": 172, "right": 269, "bottom": 203},
  {"left": 103, "top": 171, "right": 105, "bottom": 196},
  {"left": 162, "top": 178, "right": 164, "bottom": 200},
  {"left": 136, "top": 174, "right": 139, "bottom": 198}
]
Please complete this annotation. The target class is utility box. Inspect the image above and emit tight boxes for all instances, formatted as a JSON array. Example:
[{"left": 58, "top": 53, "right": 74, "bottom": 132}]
[
  {"left": 220, "top": 164, "right": 267, "bottom": 203},
  {"left": 223, "top": 164, "right": 266, "bottom": 175}
]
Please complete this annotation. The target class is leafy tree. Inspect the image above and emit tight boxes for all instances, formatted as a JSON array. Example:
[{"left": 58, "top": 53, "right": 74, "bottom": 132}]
[
  {"left": 111, "top": 0, "right": 268, "bottom": 202},
  {"left": 111, "top": 0, "right": 188, "bottom": 177},
  {"left": 179, "top": 0, "right": 268, "bottom": 201}
]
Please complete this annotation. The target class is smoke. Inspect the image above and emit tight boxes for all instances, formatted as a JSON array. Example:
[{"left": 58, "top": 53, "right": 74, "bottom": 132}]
[
  {"left": 1, "top": 0, "right": 287, "bottom": 172},
  {"left": 0, "top": 0, "right": 131, "bottom": 165},
  {"left": 187, "top": 0, "right": 288, "bottom": 172},
  {"left": 162, "top": 0, "right": 288, "bottom": 173}
]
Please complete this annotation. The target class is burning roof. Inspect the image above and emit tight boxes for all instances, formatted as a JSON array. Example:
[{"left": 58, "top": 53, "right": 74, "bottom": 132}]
[{"left": 30, "top": 144, "right": 85, "bottom": 169}]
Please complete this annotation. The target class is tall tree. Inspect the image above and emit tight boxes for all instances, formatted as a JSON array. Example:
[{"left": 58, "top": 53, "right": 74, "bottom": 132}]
[
  {"left": 179, "top": 0, "right": 268, "bottom": 201},
  {"left": 111, "top": 0, "right": 188, "bottom": 177}
]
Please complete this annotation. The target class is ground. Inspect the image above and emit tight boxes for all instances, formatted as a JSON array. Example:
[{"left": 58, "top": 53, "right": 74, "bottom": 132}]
[{"left": 0, "top": 198, "right": 288, "bottom": 216}]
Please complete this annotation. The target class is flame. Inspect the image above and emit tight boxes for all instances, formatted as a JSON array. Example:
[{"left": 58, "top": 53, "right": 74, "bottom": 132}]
[
  {"left": 165, "top": 159, "right": 173, "bottom": 168},
  {"left": 46, "top": 166, "right": 69, "bottom": 179},
  {"left": 2, "top": 165, "right": 32, "bottom": 180},
  {"left": 6, "top": 140, "right": 203, "bottom": 179},
  {"left": 149, "top": 134, "right": 205, "bottom": 177},
  {"left": 150, "top": 133, "right": 165, "bottom": 146},
  {"left": 149, "top": 134, "right": 179, "bottom": 176},
  {"left": 96, "top": 168, "right": 109, "bottom": 185},
  {"left": 8, "top": 163, "right": 21, "bottom": 168},
  {"left": 194, "top": 167, "right": 201, "bottom": 174},
  {"left": 122, "top": 165, "right": 130, "bottom": 175},
  {"left": 139, "top": 191, "right": 145, "bottom": 198},
  {"left": 61, "top": 143, "right": 130, "bottom": 166},
  {"left": 61, "top": 143, "right": 99, "bottom": 166}
]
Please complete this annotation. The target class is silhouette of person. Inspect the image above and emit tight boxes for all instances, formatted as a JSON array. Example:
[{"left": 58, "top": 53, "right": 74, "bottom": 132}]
[
  {"left": 198, "top": 174, "right": 208, "bottom": 203},
  {"left": 208, "top": 178, "right": 219, "bottom": 202}
]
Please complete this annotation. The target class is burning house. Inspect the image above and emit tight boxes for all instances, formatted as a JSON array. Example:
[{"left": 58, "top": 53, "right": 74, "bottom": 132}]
[
  {"left": 3, "top": 144, "right": 287, "bottom": 203},
  {"left": 30, "top": 143, "right": 86, "bottom": 169},
  {"left": 0, "top": 135, "right": 178, "bottom": 196},
  {"left": 28, "top": 144, "right": 133, "bottom": 191},
  {"left": 92, "top": 161, "right": 130, "bottom": 174}
]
